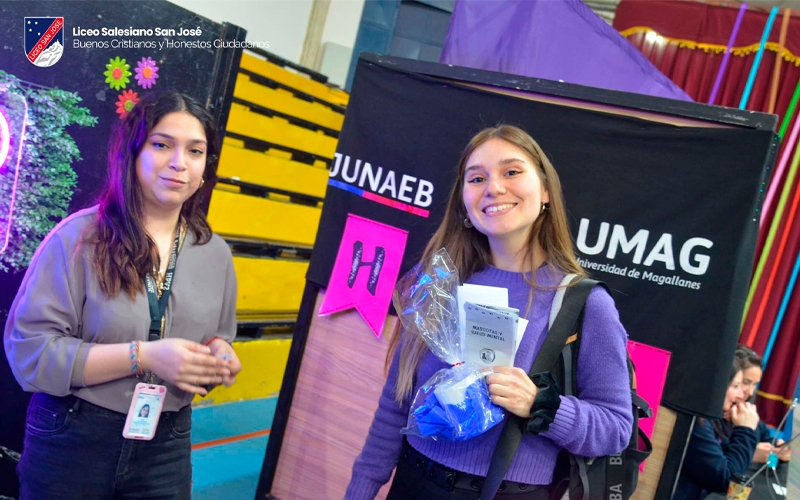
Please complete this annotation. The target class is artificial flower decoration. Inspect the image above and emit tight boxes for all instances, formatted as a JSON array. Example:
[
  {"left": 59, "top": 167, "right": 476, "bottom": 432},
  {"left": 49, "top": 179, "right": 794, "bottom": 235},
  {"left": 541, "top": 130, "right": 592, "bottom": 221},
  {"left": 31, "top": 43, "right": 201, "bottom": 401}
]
[
  {"left": 134, "top": 57, "right": 159, "bottom": 89},
  {"left": 116, "top": 89, "right": 139, "bottom": 119},
  {"left": 104, "top": 57, "right": 131, "bottom": 91}
]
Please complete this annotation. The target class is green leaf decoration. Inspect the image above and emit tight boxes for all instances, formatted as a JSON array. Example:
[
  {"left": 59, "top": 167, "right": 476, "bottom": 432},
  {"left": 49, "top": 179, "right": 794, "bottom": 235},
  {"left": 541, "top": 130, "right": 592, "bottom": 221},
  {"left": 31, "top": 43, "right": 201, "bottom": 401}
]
[{"left": 0, "top": 71, "right": 98, "bottom": 271}]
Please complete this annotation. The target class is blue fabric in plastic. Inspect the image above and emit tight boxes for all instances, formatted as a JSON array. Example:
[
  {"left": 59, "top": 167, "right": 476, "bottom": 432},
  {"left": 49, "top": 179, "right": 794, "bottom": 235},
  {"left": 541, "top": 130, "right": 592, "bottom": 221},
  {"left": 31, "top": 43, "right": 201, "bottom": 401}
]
[{"left": 411, "top": 376, "right": 505, "bottom": 442}]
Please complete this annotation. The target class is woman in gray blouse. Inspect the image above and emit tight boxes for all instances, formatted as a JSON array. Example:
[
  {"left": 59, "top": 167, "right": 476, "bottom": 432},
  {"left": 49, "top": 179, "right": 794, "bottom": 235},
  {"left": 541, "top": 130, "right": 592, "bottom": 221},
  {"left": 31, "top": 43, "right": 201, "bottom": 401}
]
[{"left": 4, "top": 90, "right": 242, "bottom": 499}]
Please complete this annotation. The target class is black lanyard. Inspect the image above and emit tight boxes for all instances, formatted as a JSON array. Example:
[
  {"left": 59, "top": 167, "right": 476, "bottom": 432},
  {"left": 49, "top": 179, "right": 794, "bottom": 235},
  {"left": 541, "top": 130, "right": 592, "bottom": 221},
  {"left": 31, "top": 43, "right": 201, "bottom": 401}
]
[{"left": 145, "top": 226, "right": 182, "bottom": 342}]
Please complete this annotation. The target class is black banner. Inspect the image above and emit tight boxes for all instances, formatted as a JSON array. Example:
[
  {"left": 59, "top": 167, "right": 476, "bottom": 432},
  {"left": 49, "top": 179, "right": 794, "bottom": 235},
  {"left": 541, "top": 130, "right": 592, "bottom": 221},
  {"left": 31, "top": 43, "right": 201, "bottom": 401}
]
[{"left": 307, "top": 59, "right": 774, "bottom": 418}]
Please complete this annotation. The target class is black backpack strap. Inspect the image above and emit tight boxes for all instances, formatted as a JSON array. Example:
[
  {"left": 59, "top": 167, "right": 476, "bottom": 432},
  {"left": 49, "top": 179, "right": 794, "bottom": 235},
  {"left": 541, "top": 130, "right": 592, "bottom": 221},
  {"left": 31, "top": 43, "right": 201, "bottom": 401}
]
[
  {"left": 480, "top": 278, "right": 599, "bottom": 499},
  {"left": 632, "top": 393, "right": 652, "bottom": 419}
]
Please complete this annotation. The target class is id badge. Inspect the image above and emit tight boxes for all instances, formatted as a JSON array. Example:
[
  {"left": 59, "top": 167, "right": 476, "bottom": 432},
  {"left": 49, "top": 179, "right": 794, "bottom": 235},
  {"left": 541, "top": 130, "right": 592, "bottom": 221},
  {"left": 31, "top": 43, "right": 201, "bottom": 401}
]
[{"left": 123, "top": 383, "right": 167, "bottom": 441}]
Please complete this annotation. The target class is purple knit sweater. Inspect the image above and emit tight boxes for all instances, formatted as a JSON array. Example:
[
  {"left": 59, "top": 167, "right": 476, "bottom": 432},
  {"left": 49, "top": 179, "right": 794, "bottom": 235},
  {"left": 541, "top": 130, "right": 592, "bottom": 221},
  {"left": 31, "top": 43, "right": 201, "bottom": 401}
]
[{"left": 345, "top": 265, "right": 633, "bottom": 499}]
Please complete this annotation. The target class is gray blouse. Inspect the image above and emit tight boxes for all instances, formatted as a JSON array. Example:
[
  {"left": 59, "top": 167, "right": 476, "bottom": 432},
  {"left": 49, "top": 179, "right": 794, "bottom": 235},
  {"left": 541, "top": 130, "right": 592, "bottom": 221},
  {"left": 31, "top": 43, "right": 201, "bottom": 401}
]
[{"left": 4, "top": 205, "right": 237, "bottom": 413}]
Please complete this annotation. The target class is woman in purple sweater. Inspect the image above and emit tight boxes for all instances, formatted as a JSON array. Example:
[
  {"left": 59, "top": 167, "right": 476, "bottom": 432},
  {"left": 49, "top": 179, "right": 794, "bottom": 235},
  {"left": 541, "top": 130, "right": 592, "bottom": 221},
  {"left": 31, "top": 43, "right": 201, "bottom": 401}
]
[{"left": 345, "top": 126, "right": 633, "bottom": 499}]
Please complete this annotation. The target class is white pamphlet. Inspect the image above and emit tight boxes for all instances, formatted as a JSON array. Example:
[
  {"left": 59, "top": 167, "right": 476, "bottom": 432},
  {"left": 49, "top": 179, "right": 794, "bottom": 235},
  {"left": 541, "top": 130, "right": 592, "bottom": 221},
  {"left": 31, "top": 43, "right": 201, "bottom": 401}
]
[
  {"left": 463, "top": 302, "right": 518, "bottom": 367},
  {"left": 457, "top": 284, "right": 508, "bottom": 344},
  {"left": 457, "top": 284, "right": 528, "bottom": 354}
]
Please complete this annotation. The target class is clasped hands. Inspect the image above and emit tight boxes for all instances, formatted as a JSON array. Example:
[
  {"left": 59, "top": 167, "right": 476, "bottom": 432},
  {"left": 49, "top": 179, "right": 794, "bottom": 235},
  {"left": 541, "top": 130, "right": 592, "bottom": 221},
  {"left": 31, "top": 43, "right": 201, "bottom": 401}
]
[{"left": 139, "top": 338, "right": 242, "bottom": 395}]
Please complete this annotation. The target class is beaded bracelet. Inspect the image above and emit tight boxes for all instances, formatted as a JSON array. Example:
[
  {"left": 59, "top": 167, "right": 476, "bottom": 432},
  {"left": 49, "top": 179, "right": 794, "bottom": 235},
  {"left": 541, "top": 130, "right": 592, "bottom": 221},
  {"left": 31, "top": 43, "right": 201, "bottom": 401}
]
[{"left": 130, "top": 340, "right": 144, "bottom": 378}]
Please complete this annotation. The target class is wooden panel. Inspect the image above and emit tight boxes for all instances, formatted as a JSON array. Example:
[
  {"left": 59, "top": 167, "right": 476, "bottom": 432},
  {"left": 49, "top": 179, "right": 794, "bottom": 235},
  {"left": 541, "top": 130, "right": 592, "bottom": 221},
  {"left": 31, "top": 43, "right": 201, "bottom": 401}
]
[
  {"left": 271, "top": 290, "right": 396, "bottom": 500},
  {"left": 218, "top": 143, "right": 329, "bottom": 199},
  {"left": 235, "top": 74, "right": 344, "bottom": 131},
  {"left": 240, "top": 53, "right": 344, "bottom": 106},
  {"left": 631, "top": 406, "right": 677, "bottom": 500},
  {"left": 227, "top": 102, "right": 338, "bottom": 158},
  {"left": 234, "top": 256, "right": 307, "bottom": 316},
  {"left": 208, "top": 189, "right": 320, "bottom": 246}
]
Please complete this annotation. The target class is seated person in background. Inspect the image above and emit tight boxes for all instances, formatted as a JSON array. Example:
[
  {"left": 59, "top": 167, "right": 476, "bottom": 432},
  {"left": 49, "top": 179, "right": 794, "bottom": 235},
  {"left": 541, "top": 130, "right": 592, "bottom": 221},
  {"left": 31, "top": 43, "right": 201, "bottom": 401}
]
[
  {"left": 673, "top": 358, "right": 760, "bottom": 500},
  {"left": 730, "top": 345, "right": 790, "bottom": 463}
]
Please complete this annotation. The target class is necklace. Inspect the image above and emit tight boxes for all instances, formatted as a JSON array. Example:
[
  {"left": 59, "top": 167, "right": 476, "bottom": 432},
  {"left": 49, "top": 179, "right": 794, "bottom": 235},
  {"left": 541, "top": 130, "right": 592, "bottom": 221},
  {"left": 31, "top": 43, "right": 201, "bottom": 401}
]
[
  {"left": 154, "top": 270, "right": 167, "bottom": 297},
  {"left": 152, "top": 219, "right": 187, "bottom": 298}
]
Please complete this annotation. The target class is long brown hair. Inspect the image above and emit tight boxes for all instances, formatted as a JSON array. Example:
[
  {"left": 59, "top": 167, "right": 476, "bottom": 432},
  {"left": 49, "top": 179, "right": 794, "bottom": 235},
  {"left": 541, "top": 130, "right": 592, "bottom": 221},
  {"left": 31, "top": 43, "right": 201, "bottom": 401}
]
[
  {"left": 387, "top": 125, "right": 586, "bottom": 402},
  {"left": 86, "top": 90, "right": 219, "bottom": 298}
]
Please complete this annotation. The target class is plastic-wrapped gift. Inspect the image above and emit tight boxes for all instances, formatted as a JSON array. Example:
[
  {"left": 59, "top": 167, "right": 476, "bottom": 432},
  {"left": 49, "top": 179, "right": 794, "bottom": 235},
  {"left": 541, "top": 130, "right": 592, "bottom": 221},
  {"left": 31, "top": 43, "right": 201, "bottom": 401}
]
[
  {"left": 405, "top": 363, "right": 502, "bottom": 441},
  {"left": 393, "top": 249, "right": 505, "bottom": 441}
]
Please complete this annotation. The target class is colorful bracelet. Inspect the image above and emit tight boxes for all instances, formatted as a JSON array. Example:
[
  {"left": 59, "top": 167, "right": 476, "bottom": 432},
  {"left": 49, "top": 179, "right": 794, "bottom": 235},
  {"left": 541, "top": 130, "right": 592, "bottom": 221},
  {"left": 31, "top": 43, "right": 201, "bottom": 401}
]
[{"left": 130, "top": 340, "right": 144, "bottom": 378}]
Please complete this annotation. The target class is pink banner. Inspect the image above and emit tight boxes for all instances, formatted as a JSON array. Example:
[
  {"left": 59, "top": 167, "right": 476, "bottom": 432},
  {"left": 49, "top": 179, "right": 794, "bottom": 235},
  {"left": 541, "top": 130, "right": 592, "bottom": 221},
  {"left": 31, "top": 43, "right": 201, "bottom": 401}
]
[
  {"left": 318, "top": 215, "right": 408, "bottom": 337},
  {"left": 627, "top": 340, "right": 671, "bottom": 471}
]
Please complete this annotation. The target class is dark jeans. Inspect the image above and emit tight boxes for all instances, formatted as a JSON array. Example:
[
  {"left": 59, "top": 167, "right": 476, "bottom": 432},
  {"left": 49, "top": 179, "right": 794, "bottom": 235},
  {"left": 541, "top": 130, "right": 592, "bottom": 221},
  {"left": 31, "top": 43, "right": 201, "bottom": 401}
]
[
  {"left": 17, "top": 393, "right": 192, "bottom": 500},
  {"left": 387, "top": 441, "right": 550, "bottom": 500}
]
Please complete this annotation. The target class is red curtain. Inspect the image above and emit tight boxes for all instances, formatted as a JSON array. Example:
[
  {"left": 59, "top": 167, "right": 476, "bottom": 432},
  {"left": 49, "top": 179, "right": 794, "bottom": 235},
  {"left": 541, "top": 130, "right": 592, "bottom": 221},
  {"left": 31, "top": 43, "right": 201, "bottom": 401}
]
[
  {"left": 613, "top": 1, "right": 800, "bottom": 110},
  {"left": 614, "top": 0, "right": 800, "bottom": 427},
  {"left": 615, "top": 2, "right": 800, "bottom": 243}
]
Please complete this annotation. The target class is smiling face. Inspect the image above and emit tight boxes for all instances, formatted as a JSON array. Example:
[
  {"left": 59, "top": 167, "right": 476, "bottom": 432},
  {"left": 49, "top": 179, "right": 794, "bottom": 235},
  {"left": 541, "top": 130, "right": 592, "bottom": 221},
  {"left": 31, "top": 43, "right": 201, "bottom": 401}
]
[
  {"left": 135, "top": 111, "right": 207, "bottom": 217},
  {"left": 741, "top": 366, "right": 762, "bottom": 402},
  {"left": 462, "top": 137, "right": 550, "bottom": 254}
]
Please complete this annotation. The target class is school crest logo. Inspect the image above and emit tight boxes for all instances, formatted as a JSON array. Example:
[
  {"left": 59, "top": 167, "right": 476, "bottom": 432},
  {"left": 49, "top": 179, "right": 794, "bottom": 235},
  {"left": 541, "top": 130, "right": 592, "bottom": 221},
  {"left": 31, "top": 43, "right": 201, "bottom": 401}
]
[{"left": 24, "top": 17, "right": 64, "bottom": 67}]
